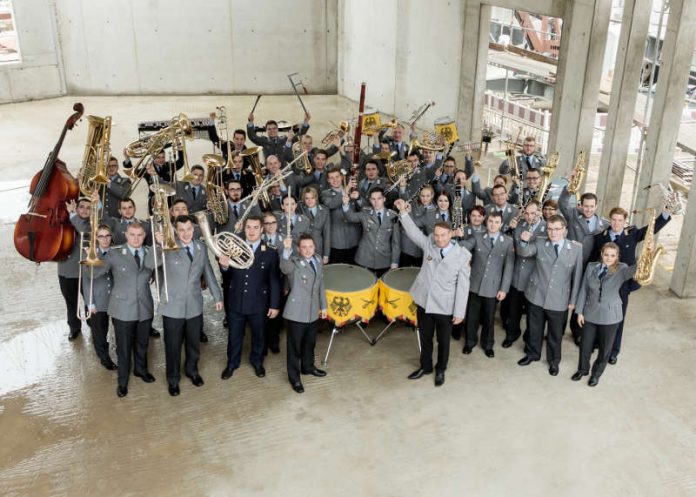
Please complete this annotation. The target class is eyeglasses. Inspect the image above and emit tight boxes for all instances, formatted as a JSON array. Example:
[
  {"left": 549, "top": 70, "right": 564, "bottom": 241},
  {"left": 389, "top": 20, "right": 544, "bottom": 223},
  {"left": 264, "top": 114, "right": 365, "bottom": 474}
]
[{"left": 97, "top": 234, "right": 112, "bottom": 238}]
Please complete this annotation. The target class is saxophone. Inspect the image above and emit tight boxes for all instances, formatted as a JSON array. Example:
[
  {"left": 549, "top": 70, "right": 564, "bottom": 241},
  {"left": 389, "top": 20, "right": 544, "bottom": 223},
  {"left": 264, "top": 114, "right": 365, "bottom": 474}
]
[
  {"left": 633, "top": 208, "right": 665, "bottom": 286},
  {"left": 567, "top": 150, "right": 586, "bottom": 197},
  {"left": 452, "top": 185, "right": 464, "bottom": 231},
  {"left": 535, "top": 151, "right": 559, "bottom": 203}
]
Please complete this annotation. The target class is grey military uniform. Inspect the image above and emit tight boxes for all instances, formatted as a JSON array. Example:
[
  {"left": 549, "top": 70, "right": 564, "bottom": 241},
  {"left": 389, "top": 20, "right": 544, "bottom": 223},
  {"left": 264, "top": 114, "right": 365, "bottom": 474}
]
[
  {"left": 343, "top": 207, "right": 401, "bottom": 269},
  {"left": 399, "top": 212, "right": 471, "bottom": 317},
  {"left": 460, "top": 232, "right": 514, "bottom": 298},
  {"left": 517, "top": 238, "right": 584, "bottom": 311},
  {"left": 105, "top": 216, "right": 153, "bottom": 246},
  {"left": 298, "top": 203, "right": 331, "bottom": 258},
  {"left": 321, "top": 187, "right": 360, "bottom": 250},
  {"left": 558, "top": 186, "right": 610, "bottom": 264},
  {"left": 104, "top": 175, "right": 132, "bottom": 218},
  {"left": 150, "top": 240, "right": 223, "bottom": 319},
  {"left": 576, "top": 262, "right": 636, "bottom": 325},
  {"left": 276, "top": 213, "right": 311, "bottom": 245},
  {"left": 175, "top": 181, "right": 208, "bottom": 213},
  {"left": 499, "top": 153, "right": 546, "bottom": 180},
  {"left": 470, "top": 176, "right": 493, "bottom": 205},
  {"left": 280, "top": 254, "right": 328, "bottom": 323},
  {"left": 216, "top": 199, "right": 261, "bottom": 234},
  {"left": 405, "top": 161, "right": 441, "bottom": 199},
  {"left": 58, "top": 214, "right": 90, "bottom": 278},
  {"left": 81, "top": 248, "right": 113, "bottom": 312},
  {"left": 511, "top": 219, "right": 547, "bottom": 291},
  {"left": 442, "top": 184, "right": 476, "bottom": 215},
  {"left": 484, "top": 203, "right": 518, "bottom": 228},
  {"left": 401, "top": 203, "right": 434, "bottom": 257},
  {"left": 356, "top": 176, "right": 388, "bottom": 205}
]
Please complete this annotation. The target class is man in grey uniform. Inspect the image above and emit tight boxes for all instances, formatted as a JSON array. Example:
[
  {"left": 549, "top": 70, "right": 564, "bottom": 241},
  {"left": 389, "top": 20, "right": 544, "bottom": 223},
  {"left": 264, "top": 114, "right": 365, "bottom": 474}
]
[
  {"left": 61, "top": 197, "right": 91, "bottom": 341},
  {"left": 516, "top": 215, "right": 583, "bottom": 376},
  {"left": 321, "top": 167, "right": 360, "bottom": 264},
  {"left": 394, "top": 199, "right": 471, "bottom": 387},
  {"left": 280, "top": 234, "right": 328, "bottom": 393},
  {"left": 152, "top": 215, "right": 223, "bottom": 396}
]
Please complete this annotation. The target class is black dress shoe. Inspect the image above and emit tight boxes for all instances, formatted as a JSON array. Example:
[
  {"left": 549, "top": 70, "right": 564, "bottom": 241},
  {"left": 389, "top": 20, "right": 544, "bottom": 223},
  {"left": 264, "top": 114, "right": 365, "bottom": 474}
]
[
  {"left": 135, "top": 372, "right": 156, "bottom": 383},
  {"left": 292, "top": 382, "right": 304, "bottom": 393},
  {"left": 549, "top": 365, "right": 559, "bottom": 376},
  {"left": 187, "top": 374, "right": 204, "bottom": 387},
  {"left": 451, "top": 332, "right": 461, "bottom": 341},
  {"left": 434, "top": 371, "right": 445, "bottom": 387},
  {"left": 68, "top": 328, "right": 81, "bottom": 341},
  {"left": 571, "top": 371, "right": 588, "bottom": 381},
  {"left": 101, "top": 359, "right": 118, "bottom": 371},
  {"left": 199, "top": 331, "right": 208, "bottom": 343},
  {"left": 168, "top": 384, "right": 180, "bottom": 396},
  {"left": 484, "top": 349, "right": 495, "bottom": 358},
  {"left": 254, "top": 365, "right": 266, "bottom": 378},
  {"left": 517, "top": 356, "right": 535, "bottom": 366},
  {"left": 117, "top": 386, "right": 128, "bottom": 398},
  {"left": 221, "top": 367, "right": 235, "bottom": 380},
  {"left": 408, "top": 368, "right": 432, "bottom": 380},
  {"left": 588, "top": 376, "right": 599, "bottom": 387},
  {"left": 149, "top": 328, "right": 161, "bottom": 338},
  {"left": 301, "top": 367, "right": 327, "bottom": 377},
  {"left": 501, "top": 339, "right": 513, "bottom": 348},
  {"left": 462, "top": 346, "right": 473, "bottom": 354},
  {"left": 608, "top": 355, "right": 618, "bottom": 365}
]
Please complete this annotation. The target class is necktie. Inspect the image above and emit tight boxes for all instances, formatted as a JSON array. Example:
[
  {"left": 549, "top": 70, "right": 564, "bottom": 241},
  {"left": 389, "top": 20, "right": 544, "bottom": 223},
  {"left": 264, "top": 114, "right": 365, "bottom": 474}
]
[
  {"left": 309, "top": 260, "right": 316, "bottom": 274},
  {"left": 234, "top": 173, "right": 240, "bottom": 181},
  {"left": 366, "top": 181, "right": 372, "bottom": 192},
  {"left": 490, "top": 236, "right": 495, "bottom": 247},
  {"left": 310, "top": 208, "right": 316, "bottom": 219},
  {"left": 586, "top": 219, "right": 591, "bottom": 230},
  {"left": 134, "top": 249, "right": 141, "bottom": 268},
  {"left": 598, "top": 265, "right": 608, "bottom": 280},
  {"left": 553, "top": 244, "right": 559, "bottom": 257},
  {"left": 527, "top": 156, "right": 532, "bottom": 169},
  {"left": 440, "top": 213, "right": 446, "bottom": 221},
  {"left": 233, "top": 205, "right": 239, "bottom": 218},
  {"left": 186, "top": 245, "right": 193, "bottom": 262},
  {"left": 440, "top": 248, "right": 445, "bottom": 259},
  {"left": 192, "top": 187, "right": 197, "bottom": 200},
  {"left": 378, "top": 212, "right": 382, "bottom": 225}
]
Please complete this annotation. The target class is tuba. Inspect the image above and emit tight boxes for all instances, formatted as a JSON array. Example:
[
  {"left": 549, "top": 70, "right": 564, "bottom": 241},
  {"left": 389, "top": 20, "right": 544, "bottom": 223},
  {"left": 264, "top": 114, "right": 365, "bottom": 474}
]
[
  {"left": 240, "top": 146, "right": 271, "bottom": 209},
  {"left": 193, "top": 211, "right": 254, "bottom": 269},
  {"left": 634, "top": 208, "right": 665, "bottom": 286},
  {"left": 567, "top": 150, "right": 587, "bottom": 197},
  {"left": 202, "top": 153, "right": 229, "bottom": 225},
  {"left": 79, "top": 115, "right": 111, "bottom": 197}
]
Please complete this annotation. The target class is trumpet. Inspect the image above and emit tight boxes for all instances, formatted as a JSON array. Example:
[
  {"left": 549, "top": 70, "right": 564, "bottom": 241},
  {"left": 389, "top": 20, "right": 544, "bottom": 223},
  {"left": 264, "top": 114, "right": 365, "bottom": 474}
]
[{"left": 321, "top": 121, "right": 351, "bottom": 148}]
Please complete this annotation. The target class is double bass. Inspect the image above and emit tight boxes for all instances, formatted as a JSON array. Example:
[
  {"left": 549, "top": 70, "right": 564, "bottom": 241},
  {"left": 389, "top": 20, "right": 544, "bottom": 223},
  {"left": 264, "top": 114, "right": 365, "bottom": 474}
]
[{"left": 14, "top": 103, "right": 83, "bottom": 262}]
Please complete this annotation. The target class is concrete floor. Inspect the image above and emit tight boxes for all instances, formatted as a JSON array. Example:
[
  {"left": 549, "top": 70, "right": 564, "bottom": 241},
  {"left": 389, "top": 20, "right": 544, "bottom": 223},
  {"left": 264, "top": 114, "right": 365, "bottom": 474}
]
[{"left": 1, "top": 96, "right": 695, "bottom": 497}]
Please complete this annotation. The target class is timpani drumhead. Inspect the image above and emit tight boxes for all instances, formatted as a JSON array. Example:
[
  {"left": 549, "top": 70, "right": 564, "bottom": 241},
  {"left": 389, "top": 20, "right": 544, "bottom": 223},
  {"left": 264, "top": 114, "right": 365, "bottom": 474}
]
[
  {"left": 323, "top": 264, "right": 379, "bottom": 326},
  {"left": 379, "top": 267, "right": 419, "bottom": 324}
]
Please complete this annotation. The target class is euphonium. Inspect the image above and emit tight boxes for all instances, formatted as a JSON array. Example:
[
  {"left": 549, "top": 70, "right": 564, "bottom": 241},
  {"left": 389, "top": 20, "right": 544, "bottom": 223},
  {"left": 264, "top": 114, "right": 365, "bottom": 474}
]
[
  {"left": 633, "top": 208, "right": 665, "bottom": 286},
  {"left": 202, "top": 153, "right": 229, "bottom": 225},
  {"left": 292, "top": 140, "right": 313, "bottom": 175},
  {"left": 567, "top": 150, "right": 586, "bottom": 196},
  {"left": 535, "top": 151, "right": 559, "bottom": 203},
  {"left": 193, "top": 211, "right": 254, "bottom": 269},
  {"left": 79, "top": 115, "right": 110, "bottom": 196}
]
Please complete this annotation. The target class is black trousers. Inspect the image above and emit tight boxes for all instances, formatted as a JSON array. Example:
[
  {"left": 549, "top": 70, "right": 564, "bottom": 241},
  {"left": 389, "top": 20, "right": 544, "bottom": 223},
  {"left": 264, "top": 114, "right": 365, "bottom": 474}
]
[
  {"left": 610, "top": 287, "right": 631, "bottom": 357},
  {"left": 58, "top": 276, "right": 81, "bottom": 332},
  {"left": 417, "top": 305, "right": 452, "bottom": 372},
  {"left": 465, "top": 292, "right": 497, "bottom": 350},
  {"left": 221, "top": 270, "right": 232, "bottom": 316},
  {"left": 399, "top": 253, "right": 422, "bottom": 268},
  {"left": 286, "top": 319, "right": 319, "bottom": 384},
  {"left": 162, "top": 314, "right": 203, "bottom": 387},
  {"left": 569, "top": 310, "right": 582, "bottom": 342},
  {"left": 329, "top": 246, "right": 357, "bottom": 265},
  {"left": 504, "top": 286, "right": 527, "bottom": 342},
  {"left": 526, "top": 303, "right": 567, "bottom": 366},
  {"left": 265, "top": 293, "right": 287, "bottom": 353},
  {"left": 113, "top": 318, "right": 152, "bottom": 387},
  {"left": 227, "top": 310, "right": 266, "bottom": 369},
  {"left": 578, "top": 321, "right": 619, "bottom": 378},
  {"left": 87, "top": 311, "right": 110, "bottom": 363}
]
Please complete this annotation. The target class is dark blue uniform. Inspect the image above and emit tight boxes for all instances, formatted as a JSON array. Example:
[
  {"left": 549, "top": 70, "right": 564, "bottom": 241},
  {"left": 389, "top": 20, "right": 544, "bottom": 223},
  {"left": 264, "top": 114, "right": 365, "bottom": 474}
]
[
  {"left": 222, "top": 241, "right": 282, "bottom": 370},
  {"left": 590, "top": 213, "right": 670, "bottom": 359}
]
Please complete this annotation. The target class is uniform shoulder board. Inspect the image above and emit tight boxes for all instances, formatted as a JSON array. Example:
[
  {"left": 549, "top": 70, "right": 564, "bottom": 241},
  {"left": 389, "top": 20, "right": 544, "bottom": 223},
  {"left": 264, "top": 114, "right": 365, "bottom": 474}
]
[
  {"left": 112, "top": 244, "right": 125, "bottom": 250},
  {"left": 625, "top": 226, "right": 636, "bottom": 235},
  {"left": 267, "top": 242, "right": 277, "bottom": 250}
]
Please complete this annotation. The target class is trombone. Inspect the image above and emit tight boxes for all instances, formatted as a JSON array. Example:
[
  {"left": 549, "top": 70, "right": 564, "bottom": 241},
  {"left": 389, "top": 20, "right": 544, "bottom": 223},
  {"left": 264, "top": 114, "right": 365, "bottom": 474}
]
[
  {"left": 149, "top": 176, "right": 178, "bottom": 304},
  {"left": 76, "top": 200, "right": 105, "bottom": 321}
]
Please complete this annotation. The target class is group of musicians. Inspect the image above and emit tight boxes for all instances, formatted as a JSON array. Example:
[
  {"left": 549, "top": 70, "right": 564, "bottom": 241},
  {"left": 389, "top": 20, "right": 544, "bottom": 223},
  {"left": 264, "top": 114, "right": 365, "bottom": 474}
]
[{"left": 57, "top": 111, "right": 673, "bottom": 396}]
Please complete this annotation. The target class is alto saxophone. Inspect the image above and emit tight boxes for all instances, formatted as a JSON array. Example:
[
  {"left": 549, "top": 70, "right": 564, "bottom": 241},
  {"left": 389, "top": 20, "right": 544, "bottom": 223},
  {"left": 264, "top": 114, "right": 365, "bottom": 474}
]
[
  {"left": 633, "top": 208, "right": 665, "bottom": 286},
  {"left": 567, "top": 150, "right": 586, "bottom": 197}
]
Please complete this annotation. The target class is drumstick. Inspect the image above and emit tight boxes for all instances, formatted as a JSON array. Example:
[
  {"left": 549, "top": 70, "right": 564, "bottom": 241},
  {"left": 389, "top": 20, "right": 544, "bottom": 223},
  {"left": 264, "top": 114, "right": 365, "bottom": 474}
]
[{"left": 250, "top": 95, "right": 262, "bottom": 115}]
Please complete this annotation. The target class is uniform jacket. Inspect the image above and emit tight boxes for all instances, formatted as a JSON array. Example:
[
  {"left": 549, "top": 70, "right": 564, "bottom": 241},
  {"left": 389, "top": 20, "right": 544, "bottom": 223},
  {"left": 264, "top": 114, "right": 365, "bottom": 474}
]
[
  {"left": 461, "top": 231, "right": 515, "bottom": 297},
  {"left": 81, "top": 247, "right": 112, "bottom": 312},
  {"left": 175, "top": 181, "right": 208, "bottom": 213},
  {"left": 104, "top": 216, "right": 153, "bottom": 246},
  {"left": 343, "top": 207, "right": 401, "bottom": 269},
  {"left": 484, "top": 203, "right": 519, "bottom": 228},
  {"left": 511, "top": 219, "right": 547, "bottom": 291},
  {"left": 103, "top": 175, "right": 131, "bottom": 218},
  {"left": 151, "top": 239, "right": 223, "bottom": 319},
  {"left": 558, "top": 186, "right": 610, "bottom": 264},
  {"left": 576, "top": 262, "right": 637, "bottom": 325},
  {"left": 58, "top": 214, "right": 90, "bottom": 278},
  {"left": 280, "top": 253, "right": 327, "bottom": 323},
  {"left": 321, "top": 187, "right": 360, "bottom": 249},
  {"left": 400, "top": 202, "right": 434, "bottom": 257},
  {"left": 517, "top": 238, "right": 584, "bottom": 312},
  {"left": 498, "top": 153, "right": 546, "bottom": 179},
  {"left": 216, "top": 199, "right": 261, "bottom": 234},
  {"left": 221, "top": 241, "right": 281, "bottom": 314},
  {"left": 298, "top": 203, "right": 331, "bottom": 258},
  {"left": 247, "top": 121, "right": 309, "bottom": 164},
  {"left": 399, "top": 212, "right": 471, "bottom": 317}
]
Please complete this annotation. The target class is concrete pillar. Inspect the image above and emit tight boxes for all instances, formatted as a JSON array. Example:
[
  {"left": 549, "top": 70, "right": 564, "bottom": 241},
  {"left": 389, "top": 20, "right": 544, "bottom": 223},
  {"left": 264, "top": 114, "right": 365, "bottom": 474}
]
[
  {"left": 595, "top": 0, "right": 652, "bottom": 214},
  {"left": 455, "top": 0, "right": 491, "bottom": 142},
  {"left": 547, "top": 0, "right": 611, "bottom": 177}
]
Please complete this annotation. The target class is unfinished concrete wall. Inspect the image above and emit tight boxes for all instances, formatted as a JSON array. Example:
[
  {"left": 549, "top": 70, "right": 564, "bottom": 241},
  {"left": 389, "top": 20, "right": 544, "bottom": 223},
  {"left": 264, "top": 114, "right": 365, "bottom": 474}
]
[
  {"left": 53, "top": 0, "right": 338, "bottom": 95},
  {"left": 0, "top": 0, "right": 65, "bottom": 103}
]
